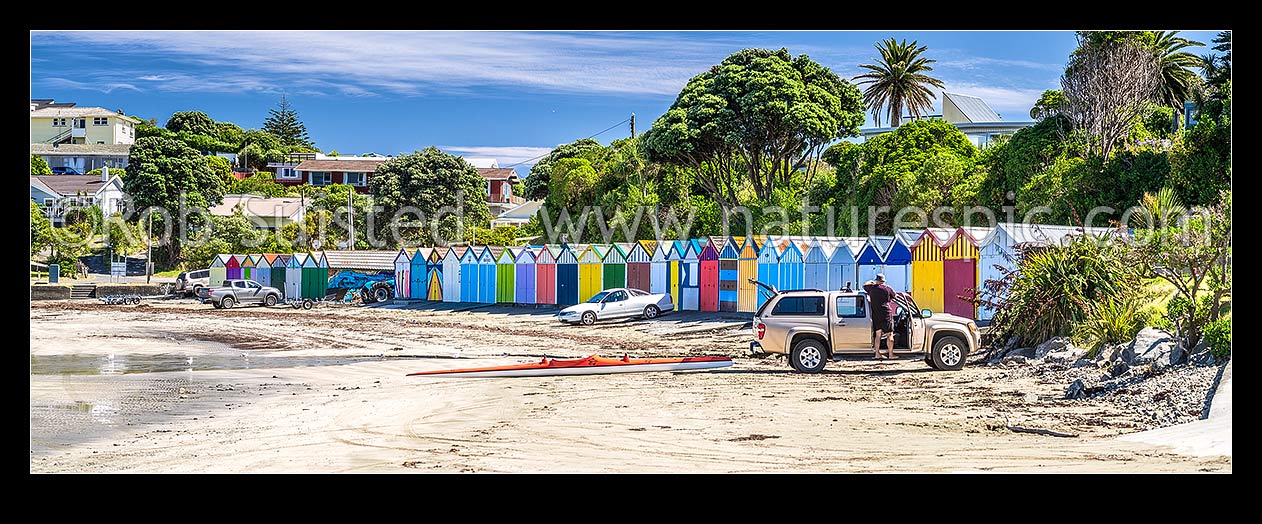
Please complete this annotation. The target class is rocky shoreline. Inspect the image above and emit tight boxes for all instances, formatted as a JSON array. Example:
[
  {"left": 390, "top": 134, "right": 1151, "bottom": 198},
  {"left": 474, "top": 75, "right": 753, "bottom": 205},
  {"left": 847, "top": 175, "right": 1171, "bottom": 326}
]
[{"left": 984, "top": 328, "right": 1228, "bottom": 431}]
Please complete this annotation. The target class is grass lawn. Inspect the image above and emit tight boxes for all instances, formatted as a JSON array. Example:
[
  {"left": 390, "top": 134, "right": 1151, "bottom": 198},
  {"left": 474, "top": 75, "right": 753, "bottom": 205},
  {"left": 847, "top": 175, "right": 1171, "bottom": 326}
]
[{"left": 154, "top": 269, "right": 183, "bottom": 278}]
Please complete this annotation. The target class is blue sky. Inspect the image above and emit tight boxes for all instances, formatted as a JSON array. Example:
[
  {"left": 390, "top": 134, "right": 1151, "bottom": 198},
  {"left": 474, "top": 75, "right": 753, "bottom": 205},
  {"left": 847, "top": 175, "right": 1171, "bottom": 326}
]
[{"left": 31, "top": 30, "right": 1220, "bottom": 175}]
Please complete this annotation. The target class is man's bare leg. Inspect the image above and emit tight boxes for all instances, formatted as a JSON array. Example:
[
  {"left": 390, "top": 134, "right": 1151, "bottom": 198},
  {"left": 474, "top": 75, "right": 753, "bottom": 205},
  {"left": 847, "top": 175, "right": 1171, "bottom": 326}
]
[
  {"left": 873, "top": 330, "right": 883, "bottom": 359},
  {"left": 885, "top": 332, "right": 896, "bottom": 359}
]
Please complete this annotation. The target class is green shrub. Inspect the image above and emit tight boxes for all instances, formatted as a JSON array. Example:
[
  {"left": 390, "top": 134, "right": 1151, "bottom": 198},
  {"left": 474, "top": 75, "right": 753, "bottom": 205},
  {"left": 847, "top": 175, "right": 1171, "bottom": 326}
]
[
  {"left": 1203, "top": 317, "right": 1231, "bottom": 359},
  {"left": 1073, "top": 295, "right": 1149, "bottom": 357},
  {"left": 986, "top": 237, "right": 1140, "bottom": 346}
]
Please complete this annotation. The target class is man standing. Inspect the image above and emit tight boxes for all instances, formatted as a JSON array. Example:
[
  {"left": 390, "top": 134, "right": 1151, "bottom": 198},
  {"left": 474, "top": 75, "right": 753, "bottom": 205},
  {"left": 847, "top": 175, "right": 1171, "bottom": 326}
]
[{"left": 862, "top": 274, "right": 897, "bottom": 360}]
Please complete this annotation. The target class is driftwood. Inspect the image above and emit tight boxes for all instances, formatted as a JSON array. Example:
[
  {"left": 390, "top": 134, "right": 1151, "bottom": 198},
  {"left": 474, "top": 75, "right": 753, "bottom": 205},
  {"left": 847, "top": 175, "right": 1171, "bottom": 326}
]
[{"left": 1005, "top": 418, "right": 1079, "bottom": 438}]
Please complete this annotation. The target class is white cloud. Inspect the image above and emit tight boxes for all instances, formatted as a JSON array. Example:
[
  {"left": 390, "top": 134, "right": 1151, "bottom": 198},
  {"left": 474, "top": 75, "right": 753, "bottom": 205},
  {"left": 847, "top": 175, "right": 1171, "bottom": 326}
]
[
  {"left": 34, "top": 31, "right": 732, "bottom": 97},
  {"left": 441, "top": 145, "right": 555, "bottom": 167},
  {"left": 41, "top": 77, "right": 143, "bottom": 94}
]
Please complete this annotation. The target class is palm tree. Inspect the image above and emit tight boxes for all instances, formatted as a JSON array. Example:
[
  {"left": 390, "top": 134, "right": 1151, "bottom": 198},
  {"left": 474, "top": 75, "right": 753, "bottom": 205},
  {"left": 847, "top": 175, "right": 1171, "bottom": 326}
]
[
  {"left": 853, "top": 38, "right": 945, "bottom": 128},
  {"left": 1150, "top": 31, "right": 1204, "bottom": 120}
]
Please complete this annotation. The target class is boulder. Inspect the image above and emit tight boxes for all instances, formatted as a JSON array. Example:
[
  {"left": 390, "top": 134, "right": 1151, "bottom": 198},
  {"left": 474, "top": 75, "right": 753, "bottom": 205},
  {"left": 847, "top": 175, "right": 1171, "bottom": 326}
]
[
  {"left": 1065, "top": 379, "right": 1086, "bottom": 400},
  {"left": 1127, "top": 327, "right": 1183, "bottom": 370},
  {"left": 1044, "top": 344, "right": 1086, "bottom": 365},
  {"left": 1096, "top": 342, "right": 1128, "bottom": 364},
  {"left": 1001, "top": 355, "right": 1029, "bottom": 366},
  {"left": 1034, "top": 337, "right": 1074, "bottom": 359}
]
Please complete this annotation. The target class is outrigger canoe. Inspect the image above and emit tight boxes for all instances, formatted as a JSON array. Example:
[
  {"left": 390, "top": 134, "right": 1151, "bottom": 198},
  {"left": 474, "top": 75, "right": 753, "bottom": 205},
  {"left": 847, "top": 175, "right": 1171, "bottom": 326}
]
[{"left": 407, "top": 354, "right": 733, "bottom": 378}]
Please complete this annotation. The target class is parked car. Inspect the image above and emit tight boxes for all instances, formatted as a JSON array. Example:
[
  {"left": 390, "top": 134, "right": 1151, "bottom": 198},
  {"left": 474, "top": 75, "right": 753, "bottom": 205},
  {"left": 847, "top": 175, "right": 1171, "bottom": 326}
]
[
  {"left": 748, "top": 280, "right": 979, "bottom": 372},
  {"left": 174, "top": 269, "right": 211, "bottom": 296},
  {"left": 557, "top": 288, "right": 674, "bottom": 325},
  {"left": 50, "top": 166, "right": 83, "bottom": 175},
  {"left": 197, "top": 279, "right": 282, "bottom": 309}
]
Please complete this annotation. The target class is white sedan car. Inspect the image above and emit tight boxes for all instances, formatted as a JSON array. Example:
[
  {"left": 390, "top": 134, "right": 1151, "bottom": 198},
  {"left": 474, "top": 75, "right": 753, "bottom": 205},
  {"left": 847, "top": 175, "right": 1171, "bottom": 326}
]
[{"left": 557, "top": 288, "right": 675, "bottom": 325}]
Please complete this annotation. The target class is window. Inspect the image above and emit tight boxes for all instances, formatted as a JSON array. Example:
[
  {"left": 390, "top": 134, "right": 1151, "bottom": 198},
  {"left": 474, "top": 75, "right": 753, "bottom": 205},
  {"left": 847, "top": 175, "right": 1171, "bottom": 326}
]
[
  {"left": 344, "top": 172, "right": 366, "bottom": 186},
  {"left": 74, "top": 119, "right": 85, "bottom": 129},
  {"left": 43, "top": 198, "right": 54, "bottom": 207},
  {"left": 605, "top": 291, "right": 627, "bottom": 302},
  {"left": 97, "top": 141, "right": 105, "bottom": 144},
  {"left": 309, "top": 172, "right": 331, "bottom": 186},
  {"left": 52, "top": 118, "right": 66, "bottom": 127},
  {"left": 248, "top": 281, "right": 261, "bottom": 289},
  {"left": 277, "top": 167, "right": 298, "bottom": 179},
  {"left": 93, "top": 117, "right": 108, "bottom": 126},
  {"left": 770, "top": 296, "right": 826, "bottom": 316},
  {"left": 836, "top": 296, "right": 866, "bottom": 318},
  {"left": 233, "top": 281, "right": 247, "bottom": 288}
]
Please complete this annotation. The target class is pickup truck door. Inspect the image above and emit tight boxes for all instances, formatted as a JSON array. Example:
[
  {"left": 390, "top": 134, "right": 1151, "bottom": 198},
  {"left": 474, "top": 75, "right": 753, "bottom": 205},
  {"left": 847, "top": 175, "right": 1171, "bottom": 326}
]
[
  {"left": 244, "top": 281, "right": 261, "bottom": 302},
  {"left": 830, "top": 295, "right": 874, "bottom": 354}
]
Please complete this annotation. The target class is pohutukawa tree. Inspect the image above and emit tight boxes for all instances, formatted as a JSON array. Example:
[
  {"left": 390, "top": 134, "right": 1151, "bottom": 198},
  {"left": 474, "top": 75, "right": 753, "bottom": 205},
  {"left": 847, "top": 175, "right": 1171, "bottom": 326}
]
[
  {"left": 1060, "top": 33, "right": 1161, "bottom": 160},
  {"left": 642, "top": 48, "right": 864, "bottom": 207},
  {"left": 853, "top": 38, "right": 945, "bottom": 128}
]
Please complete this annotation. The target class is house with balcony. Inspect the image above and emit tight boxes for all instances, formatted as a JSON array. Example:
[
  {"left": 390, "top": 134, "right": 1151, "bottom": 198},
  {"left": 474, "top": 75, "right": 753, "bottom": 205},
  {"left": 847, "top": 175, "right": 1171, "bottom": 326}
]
[
  {"left": 30, "top": 173, "right": 127, "bottom": 226},
  {"left": 31, "top": 143, "right": 131, "bottom": 173},
  {"left": 858, "top": 92, "right": 1034, "bottom": 148},
  {"left": 31, "top": 99, "right": 139, "bottom": 145},
  {"left": 209, "top": 194, "right": 307, "bottom": 229}
]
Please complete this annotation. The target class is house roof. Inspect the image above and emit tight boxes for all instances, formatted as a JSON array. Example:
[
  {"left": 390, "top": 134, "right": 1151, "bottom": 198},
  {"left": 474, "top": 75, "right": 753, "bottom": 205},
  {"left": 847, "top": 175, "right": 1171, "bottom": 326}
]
[
  {"left": 294, "top": 158, "right": 387, "bottom": 172},
  {"left": 30, "top": 175, "right": 120, "bottom": 197},
  {"left": 942, "top": 92, "right": 1002, "bottom": 123},
  {"left": 208, "top": 195, "right": 306, "bottom": 220},
  {"left": 320, "top": 250, "right": 398, "bottom": 271},
  {"left": 477, "top": 168, "right": 518, "bottom": 181},
  {"left": 30, "top": 106, "right": 140, "bottom": 123},
  {"left": 492, "top": 200, "right": 542, "bottom": 220},
  {"left": 30, "top": 143, "right": 132, "bottom": 156}
]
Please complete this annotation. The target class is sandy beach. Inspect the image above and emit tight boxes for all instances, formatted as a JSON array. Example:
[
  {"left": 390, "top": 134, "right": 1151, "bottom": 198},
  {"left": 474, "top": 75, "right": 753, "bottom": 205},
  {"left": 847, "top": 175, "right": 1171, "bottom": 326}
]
[{"left": 30, "top": 300, "right": 1231, "bottom": 473}]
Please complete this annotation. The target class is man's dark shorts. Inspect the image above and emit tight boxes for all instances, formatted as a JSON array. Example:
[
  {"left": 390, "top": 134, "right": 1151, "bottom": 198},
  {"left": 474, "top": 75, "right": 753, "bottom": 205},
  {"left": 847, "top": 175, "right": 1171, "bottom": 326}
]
[{"left": 871, "top": 314, "right": 894, "bottom": 332}]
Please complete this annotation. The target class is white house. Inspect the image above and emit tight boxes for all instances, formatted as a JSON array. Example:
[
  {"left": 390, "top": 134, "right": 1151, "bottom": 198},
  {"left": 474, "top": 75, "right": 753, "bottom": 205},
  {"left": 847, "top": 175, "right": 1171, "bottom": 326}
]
[
  {"left": 208, "top": 194, "right": 308, "bottom": 229},
  {"left": 31, "top": 99, "right": 139, "bottom": 145},
  {"left": 859, "top": 92, "right": 1035, "bottom": 148},
  {"left": 30, "top": 173, "right": 127, "bottom": 226}
]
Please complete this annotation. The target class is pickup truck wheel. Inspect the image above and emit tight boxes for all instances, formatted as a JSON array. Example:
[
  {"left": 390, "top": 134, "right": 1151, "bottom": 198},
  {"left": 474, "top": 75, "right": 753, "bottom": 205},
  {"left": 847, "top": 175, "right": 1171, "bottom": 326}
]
[
  {"left": 931, "top": 335, "right": 968, "bottom": 371},
  {"left": 264, "top": 294, "right": 277, "bottom": 307},
  {"left": 220, "top": 296, "right": 235, "bottom": 310},
  {"left": 790, "top": 339, "right": 827, "bottom": 374}
]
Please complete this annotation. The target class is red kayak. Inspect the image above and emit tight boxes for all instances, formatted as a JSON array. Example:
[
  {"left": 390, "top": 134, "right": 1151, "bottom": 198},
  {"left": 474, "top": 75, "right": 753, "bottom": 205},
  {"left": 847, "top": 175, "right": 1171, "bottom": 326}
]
[{"left": 407, "top": 354, "right": 733, "bottom": 378}]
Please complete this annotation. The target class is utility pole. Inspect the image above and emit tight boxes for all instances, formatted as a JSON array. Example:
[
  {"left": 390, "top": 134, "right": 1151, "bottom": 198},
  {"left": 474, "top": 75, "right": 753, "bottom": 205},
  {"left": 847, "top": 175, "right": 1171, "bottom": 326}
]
[
  {"left": 630, "top": 113, "right": 636, "bottom": 138},
  {"left": 347, "top": 187, "right": 354, "bottom": 251}
]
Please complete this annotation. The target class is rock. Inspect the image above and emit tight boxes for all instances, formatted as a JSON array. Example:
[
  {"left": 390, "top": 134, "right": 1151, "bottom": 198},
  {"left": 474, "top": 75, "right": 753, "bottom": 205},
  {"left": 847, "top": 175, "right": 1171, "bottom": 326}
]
[
  {"left": 1106, "top": 360, "right": 1130, "bottom": 377},
  {"left": 1035, "top": 337, "right": 1074, "bottom": 359},
  {"left": 1096, "top": 342, "right": 1128, "bottom": 364},
  {"left": 1065, "top": 379, "right": 1086, "bottom": 400},
  {"left": 1044, "top": 343, "right": 1086, "bottom": 364},
  {"left": 1128, "top": 327, "right": 1182, "bottom": 370},
  {"left": 1001, "top": 355, "right": 1029, "bottom": 366}
]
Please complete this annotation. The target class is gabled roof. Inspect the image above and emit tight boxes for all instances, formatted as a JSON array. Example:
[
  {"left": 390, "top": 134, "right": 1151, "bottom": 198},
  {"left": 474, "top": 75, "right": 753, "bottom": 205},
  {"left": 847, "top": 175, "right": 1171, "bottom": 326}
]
[
  {"left": 287, "top": 253, "right": 307, "bottom": 268},
  {"left": 294, "top": 158, "right": 386, "bottom": 172},
  {"left": 534, "top": 245, "right": 556, "bottom": 264},
  {"left": 413, "top": 247, "right": 434, "bottom": 265},
  {"left": 880, "top": 236, "right": 912, "bottom": 265},
  {"left": 31, "top": 106, "right": 139, "bottom": 122},
  {"left": 395, "top": 248, "right": 414, "bottom": 264},
  {"left": 719, "top": 237, "right": 741, "bottom": 259},
  {"left": 553, "top": 244, "right": 578, "bottom": 264},
  {"left": 241, "top": 255, "right": 257, "bottom": 267},
  {"left": 942, "top": 92, "right": 1002, "bottom": 123},
  {"left": 443, "top": 246, "right": 464, "bottom": 261},
  {"left": 803, "top": 238, "right": 831, "bottom": 263},
  {"left": 459, "top": 246, "right": 479, "bottom": 262},
  {"left": 578, "top": 245, "right": 604, "bottom": 263},
  {"left": 625, "top": 242, "right": 651, "bottom": 263},
  {"left": 666, "top": 241, "right": 685, "bottom": 261},
  {"left": 699, "top": 241, "right": 720, "bottom": 260},
  {"left": 496, "top": 247, "right": 517, "bottom": 263},
  {"left": 31, "top": 175, "right": 122, "bottom": 197},
  {"left": 777, "top": 239, "right": 803, "bottom": 263},
  {"left": 515, "top": 247, "right": 535, "bottom": 263},
  {"left": 604, "top": 244, "right": 628, "bottom": 263}
]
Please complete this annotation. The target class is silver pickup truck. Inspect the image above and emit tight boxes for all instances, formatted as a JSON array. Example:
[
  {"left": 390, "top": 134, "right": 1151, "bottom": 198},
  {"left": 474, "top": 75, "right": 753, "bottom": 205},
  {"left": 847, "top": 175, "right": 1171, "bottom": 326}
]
[
  {"left": 197, "top": 279, "right": 282, "bottom": 309},
  {"left": 749, "top": 282, "right": 979, "bottom": 373}
]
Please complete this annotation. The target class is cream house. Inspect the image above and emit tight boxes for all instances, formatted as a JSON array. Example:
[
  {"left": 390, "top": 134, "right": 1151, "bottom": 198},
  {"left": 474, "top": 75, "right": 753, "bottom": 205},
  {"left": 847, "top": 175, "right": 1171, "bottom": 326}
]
[{"left": 30, "top": 99, "right": 139, "bottom": 145}]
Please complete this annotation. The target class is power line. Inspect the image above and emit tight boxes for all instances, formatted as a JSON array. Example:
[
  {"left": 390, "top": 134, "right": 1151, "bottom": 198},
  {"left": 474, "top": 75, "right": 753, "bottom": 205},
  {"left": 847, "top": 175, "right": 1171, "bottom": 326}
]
[{"left": 504, "top": 116, "right": 633, "bottom": 169}]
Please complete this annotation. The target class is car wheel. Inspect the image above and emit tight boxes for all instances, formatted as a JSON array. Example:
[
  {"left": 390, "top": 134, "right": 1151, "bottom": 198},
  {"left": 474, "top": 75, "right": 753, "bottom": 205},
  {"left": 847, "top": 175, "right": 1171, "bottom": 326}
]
[
  {"left": 931, "top": 336, "right": 968, "bottom": 371},
  {"left": 790, "top": 339, "right": 828, "bottom": 374},
  {"left": 221, "top": 297, "right": 235, "bottom": 310},
  {"left": 264, "top": 294, "right": 277, "bottom": 307},
  {"left": 581, "top": 311, "right": 597, "bottom": 325},
  {"left": 643, "top": 304, "right": 660, "bottom": 319},
  {"left": 374, "top": 286, "right": 390, "bottom": 303}
]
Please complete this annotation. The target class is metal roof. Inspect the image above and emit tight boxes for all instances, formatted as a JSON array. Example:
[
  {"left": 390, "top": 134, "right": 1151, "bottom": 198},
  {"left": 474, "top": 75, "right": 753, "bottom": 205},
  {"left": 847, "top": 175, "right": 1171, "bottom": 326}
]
[
  {"left": 942, "top": 92, "right": 1002, "bottom": 123},
  {"left": 319, "top": 250, "right": 399, "bottom": 271}
]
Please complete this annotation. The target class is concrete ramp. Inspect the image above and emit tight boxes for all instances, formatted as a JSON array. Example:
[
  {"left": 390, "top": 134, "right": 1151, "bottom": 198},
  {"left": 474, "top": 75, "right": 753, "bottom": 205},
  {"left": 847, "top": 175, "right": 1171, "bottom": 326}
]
[{"left": 1119, "top": 362, "right": 1232, "bottom": 457}]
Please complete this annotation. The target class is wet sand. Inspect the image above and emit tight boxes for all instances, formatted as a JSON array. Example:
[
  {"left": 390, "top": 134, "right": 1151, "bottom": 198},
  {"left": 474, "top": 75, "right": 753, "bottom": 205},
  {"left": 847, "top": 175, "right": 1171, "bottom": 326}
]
[{"left": 30, "top": 300, "right": 1231, "bottom": 473}]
